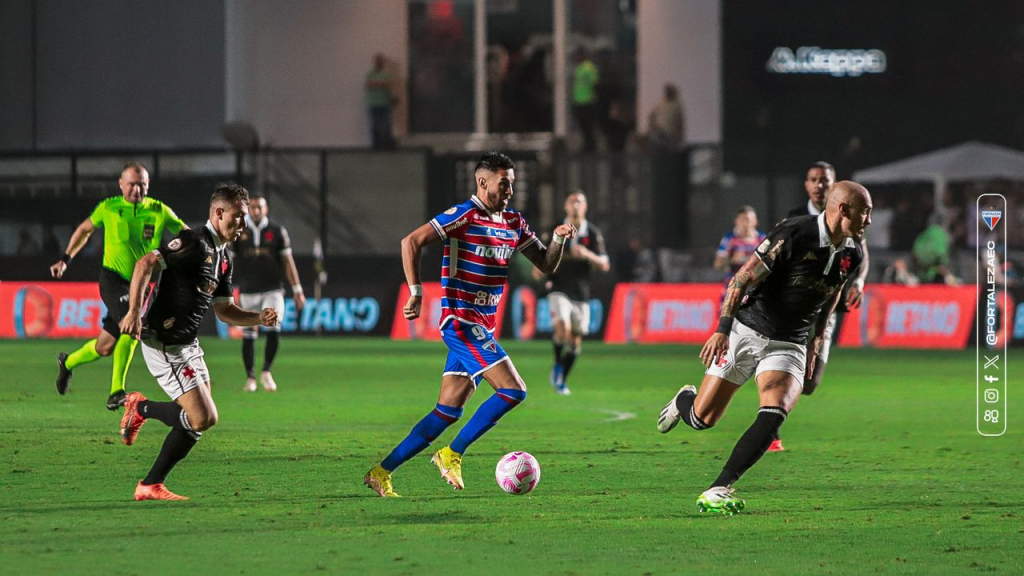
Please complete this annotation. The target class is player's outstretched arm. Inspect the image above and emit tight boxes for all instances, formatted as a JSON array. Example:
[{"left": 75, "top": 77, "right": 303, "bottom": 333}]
[
  {"left": 522, "top": 223, "right": 577, "bottom": 275},
  {"left": 699, "top": 253, "right": 771, "bottom": 367},
  {"left": 400, "top": 222, "right": 442, "bottom": 319},
  {"left": 213, "top": 301, "right": 276, "bottom": 327},
  {"left": 50, "top": 217, "right": 96, "bottom": 278},
  {"left": 118, "top": 252, "right": 161, "bottom": 339}
]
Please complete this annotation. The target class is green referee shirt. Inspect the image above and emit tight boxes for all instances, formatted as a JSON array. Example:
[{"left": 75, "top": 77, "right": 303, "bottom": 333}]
[{"left": 89, "top": 196, "right": 186, "bottom": 281}]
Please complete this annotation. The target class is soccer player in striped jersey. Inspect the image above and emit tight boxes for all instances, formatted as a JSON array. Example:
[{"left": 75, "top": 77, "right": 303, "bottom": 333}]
[
  {"left": 364, "top": 152, "right": 577, "bottom": 498},
  {"left": 714, "top": 206, "right": 766, "bottom": 300}
]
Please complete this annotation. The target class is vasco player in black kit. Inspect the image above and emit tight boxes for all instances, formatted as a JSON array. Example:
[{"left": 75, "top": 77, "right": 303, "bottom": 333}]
[
  {"left": 232, "top": 196, "right": 306, "bottom": 392},
  {"left": 542, "top": 191, "right": 609, "bottom": 395},
  {"left": 656, "top": 181, "right": 871, "bottom": 515},
  {"left": 117, "top": 184, "right": 278, "bottom": 500}
]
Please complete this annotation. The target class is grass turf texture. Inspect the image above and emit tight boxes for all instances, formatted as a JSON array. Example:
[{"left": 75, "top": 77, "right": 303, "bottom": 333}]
[{"left": 1, "top": 338, "right": 1021, "bottom": 575}]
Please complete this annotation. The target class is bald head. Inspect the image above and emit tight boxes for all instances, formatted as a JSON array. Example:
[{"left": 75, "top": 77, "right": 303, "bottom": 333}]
[
  {"left": 825, "top": 181, "right": 872, "bottom": 241},
  {"left": 826, "top": 181, "right": 870, "bottom": 211}
]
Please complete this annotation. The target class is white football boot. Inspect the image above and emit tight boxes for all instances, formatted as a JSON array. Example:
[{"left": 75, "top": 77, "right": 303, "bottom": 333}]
[
  {"left": 657, "top": 385, "right": 696, "bottom": 433},
  {"left": 260, "top": 371, "right": 278, "bottom": 391}
]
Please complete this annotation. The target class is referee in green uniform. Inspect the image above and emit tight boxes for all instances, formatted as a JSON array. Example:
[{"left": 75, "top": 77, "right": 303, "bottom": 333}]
[{"left": 50, "top": 162, "right": 187, "bottom": 410}]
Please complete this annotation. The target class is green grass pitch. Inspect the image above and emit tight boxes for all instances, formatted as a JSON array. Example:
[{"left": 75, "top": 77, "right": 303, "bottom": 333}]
[{"left": 1, "top": 338, "right": 1021, "bottom": 575}]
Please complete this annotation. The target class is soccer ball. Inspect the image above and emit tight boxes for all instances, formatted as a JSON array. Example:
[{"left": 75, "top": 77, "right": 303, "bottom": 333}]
[{"left": 495, "top": 451, "right": 540, "bottom": 495}]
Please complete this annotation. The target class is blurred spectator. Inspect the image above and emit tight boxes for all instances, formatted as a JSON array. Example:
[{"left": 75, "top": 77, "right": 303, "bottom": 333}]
[
  {"left": 365, "top": 53, "right": 395, "bottom": 149},
  {"left": 647, "top": 83, "right": 684, "bottom": 150},
  {"left": 912, "top": 213, "right": 958, "bottom": 285},
  {"left": 571, "top": 49, "right": 599, "bottom": 152},
  {"left": 882, "top": 258, "right": 920, "bottom": 286},
  {"left": 16, "top": 229, "right": 39, "bottom": 255}
]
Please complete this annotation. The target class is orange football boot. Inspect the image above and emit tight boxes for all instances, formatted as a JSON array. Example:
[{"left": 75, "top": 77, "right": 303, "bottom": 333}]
[
  {"left": 120, "top": 392, "right": 147, "bottom": 446},
  {"left": 767, "top": 438, "right": 785, "bottom": 452},
  {"left": 134, "top": 481, "right": 189, "bottom": 501}
]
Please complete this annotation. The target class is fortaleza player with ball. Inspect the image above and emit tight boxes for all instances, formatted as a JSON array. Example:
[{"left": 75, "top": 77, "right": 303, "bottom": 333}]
[{"left": 364, "top": 152, "right": 571, "bottom": 498}]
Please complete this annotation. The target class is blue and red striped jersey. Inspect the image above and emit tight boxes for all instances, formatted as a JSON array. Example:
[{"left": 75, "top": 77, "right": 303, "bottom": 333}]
[
  {"left": 429, "top": 196, "right": 538, "bottom": 331},
  {"left": 716, "top": 230, "right": 766, "bottom": 276}
]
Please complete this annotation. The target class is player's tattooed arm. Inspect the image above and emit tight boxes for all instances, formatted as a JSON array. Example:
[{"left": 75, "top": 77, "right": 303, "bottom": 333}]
[
  {"left": 699, "top": 254, "right": 770, "bottom": 367},
  {"left": 118, "top": 251, "right": 162, "bottom": 339},
  {"left": 400, "top": 222, "right": 443, "bottom": 319},
  {"left": 806, "top": 286, "right": 844, "bottom": 380},
  {"left": 522, "top": 223, "right": 577, "bottom": 274},
  {"left": 719, "top": 254, "right": 771, "bottom": 320},
  {"left": 847, "top": 243, "right": 869, "bottom": 309}
]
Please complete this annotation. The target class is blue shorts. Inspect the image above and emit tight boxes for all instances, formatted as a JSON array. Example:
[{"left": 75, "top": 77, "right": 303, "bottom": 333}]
[{"left": 441, "top": 319, "right": 509, "bottom": 387}]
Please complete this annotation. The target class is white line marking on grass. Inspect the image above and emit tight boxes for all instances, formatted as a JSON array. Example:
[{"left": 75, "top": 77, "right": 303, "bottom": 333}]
[{"left": 595, "top": 409, "right": 636, "bottom": 423}]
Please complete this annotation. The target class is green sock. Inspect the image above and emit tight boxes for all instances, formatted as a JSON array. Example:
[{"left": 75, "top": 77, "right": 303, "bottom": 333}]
[
  {"left": 110, "top": 335, "right": 138, "bottom": 395},
  {"left": 65, "top": 339, "right": 101, "bottom": 371}
]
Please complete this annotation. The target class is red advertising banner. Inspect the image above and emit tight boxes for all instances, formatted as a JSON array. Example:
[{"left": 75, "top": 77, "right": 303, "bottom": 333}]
[
  {"left": 604, "top": 283, "right": 722, "bottom": 344},
  {"left": 0, "top": 282, "right": 105, "bottom": 339},
  {"left": 837, "top": 284, "right": 979, "bottom": 349},
  {"left": 390, "top": 282, "right": 507, "bottom": 340}
]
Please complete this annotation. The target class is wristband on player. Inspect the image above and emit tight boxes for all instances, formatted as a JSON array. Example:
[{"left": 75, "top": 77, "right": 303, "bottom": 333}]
[
  {"left": 409, "top": 284, "right": 423, "bottom": 297},
  {"left": 291, "top": 283, "right": 303, "bottom": 295},
  {"left": 552, "top": 234, "right": 566, "bottom": 245},
  {"left": 851, "top": 278, "right": 865, "bottom": 291},
  {"left": 60, "top": 252, "right": 72, "bottom": 264},
  {"left": 715, "top": 316, "right": 734, "bottom": 335}
]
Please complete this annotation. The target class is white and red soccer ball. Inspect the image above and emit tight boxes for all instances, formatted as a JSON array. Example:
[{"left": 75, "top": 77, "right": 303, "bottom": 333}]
[{"left": 495, "top": 451, "right": 540, "bottom": 495}]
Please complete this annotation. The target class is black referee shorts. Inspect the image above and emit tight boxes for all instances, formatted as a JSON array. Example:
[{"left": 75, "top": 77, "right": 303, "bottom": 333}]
[{"left": 98, "top": 267, "right": 141, "bottom": 337}]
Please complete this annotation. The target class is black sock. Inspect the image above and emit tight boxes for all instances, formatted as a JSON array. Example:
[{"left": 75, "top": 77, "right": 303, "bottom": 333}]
[
  {"left": 242, "top": 338, "right": 256, "bottom": 378},
  {"left": 675, "top": 389, "right": 710, "bottom": 430},
  {"left": 553, "top": 341, "right": 564, "bottom": 364},
  {"left": 712, "top": 406, "right": 788, "bottom": 488},
  {"left": 802, "top": 360, "right": 827, "bottom": 395},
  {"left": 142, "top": 428, "right": 199, "bottom": 485},
  {"left": 139, "top": 400, "right": 188, "bottom": 429},
  {"left": 262, "top": 332, "right": 279, "bottom": 372},
  {"left": 561, "top": 349, "right": 579, "bottom": 380}
]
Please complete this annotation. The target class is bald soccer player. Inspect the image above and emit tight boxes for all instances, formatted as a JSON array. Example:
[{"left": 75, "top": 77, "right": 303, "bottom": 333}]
[
  {"left": 768, "top": 162, "right": 871, "bottom": 453},
  {"left": 657, "top": 182, "right": 871, "bottom": 514}
]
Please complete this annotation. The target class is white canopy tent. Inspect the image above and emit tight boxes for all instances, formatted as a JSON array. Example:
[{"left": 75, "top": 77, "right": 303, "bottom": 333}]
[{"left": 852, "top": 141, "right": 1024, "bottom": 205}]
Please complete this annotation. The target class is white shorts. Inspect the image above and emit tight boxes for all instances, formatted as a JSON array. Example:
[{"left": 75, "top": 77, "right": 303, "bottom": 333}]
[
  {"left": 548, "top": 292, "right": 591, "bottom": 336},
  {"left": 239, "top": 289, "right": 285, "bottom": 336},
  {"left": 140, "top": 338, "right": 210, "bottom": 401},
  {"left": 705, "top": 320, "right": 806, "bottom": 386}
]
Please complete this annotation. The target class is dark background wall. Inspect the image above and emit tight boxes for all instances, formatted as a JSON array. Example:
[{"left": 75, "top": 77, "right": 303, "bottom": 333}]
[
  {"left": 1, "top": 0, "right": 225, "bottom": 151},
  {"left": 723, "top": 0, "right": 1024, "bottom": 174}
]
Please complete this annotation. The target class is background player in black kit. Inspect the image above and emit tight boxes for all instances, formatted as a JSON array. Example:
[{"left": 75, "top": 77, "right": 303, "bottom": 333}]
[
  {"left": 116, "top": 184, "right": 279, "bottom": 501},
  {"left": 231, "top": 196, "right": 305, "bottom": 392},
  {"left": 785, "top": 162, "right": 870, "bottom": 395},
  {"left": 657, "top": 181, "right": 871, "bottom": 514},
  {"left": 541, "top": 191, "right": 609, "bottom": 395}
]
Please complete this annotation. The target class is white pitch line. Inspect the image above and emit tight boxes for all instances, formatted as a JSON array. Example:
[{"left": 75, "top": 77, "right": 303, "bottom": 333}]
[{"left": 595, "top": 408, "right": 636, "bottom": 423}]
